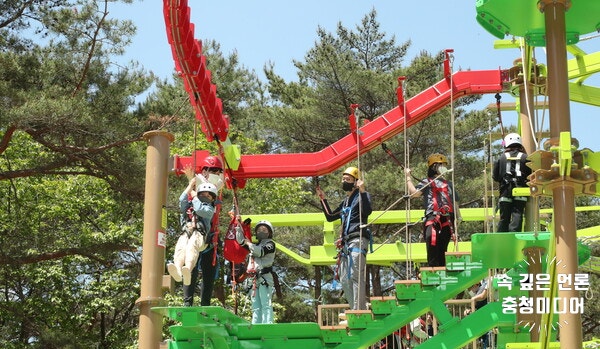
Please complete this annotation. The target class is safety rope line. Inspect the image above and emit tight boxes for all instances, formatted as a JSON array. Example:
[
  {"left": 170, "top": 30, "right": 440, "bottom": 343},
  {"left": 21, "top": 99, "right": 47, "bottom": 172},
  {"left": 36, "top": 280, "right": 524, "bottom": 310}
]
[
  {"left": 361, "top": 169, "right": 454, "bottom": 229},
  {"left": 193, "top": 121, "right": 198, "bottom": 171},
  {"left": 534, "top": 45, "right": 548, "bottom": 149},
  {"left": 520, "top": 41, "right": 540, "bottom": 150},
  {"left": 518, "top": 43, "right": 548, "bottom": 238},
  {"left": 447, "top": 51, "right": 459, "bottom": 252},
  {"left": 495, "top": 93, "right": 506, "bottom": 141},
  {"left": 483, "top": 132, "right": 490, "bottom": 234},
  {"left": 370, "top": 221, "right": 422, "bottom": 253},
  {"left": 352, "top": 104, "right": 366, "bottom": 310},
  {"left": 401, "top": 78, "right": 414, "bottom": 279},
  {"left": 214, "top": 139, "right": 245, "bottom": 314},
  {"left": 487, "top": 119, "right": 496, "bottom": 234}
]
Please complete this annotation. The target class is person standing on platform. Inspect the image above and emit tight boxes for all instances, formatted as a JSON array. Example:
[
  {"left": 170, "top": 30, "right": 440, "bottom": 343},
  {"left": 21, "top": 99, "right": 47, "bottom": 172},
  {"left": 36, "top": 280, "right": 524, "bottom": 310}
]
[
  {"left": 317, "top": 166, "right": 373, "bottom": 310},
  {"left": 405, "top": 154, "right": 461, "bottom": 267},
  {"left": 492, "top": 133, "right": 531, "bottom": 232}
]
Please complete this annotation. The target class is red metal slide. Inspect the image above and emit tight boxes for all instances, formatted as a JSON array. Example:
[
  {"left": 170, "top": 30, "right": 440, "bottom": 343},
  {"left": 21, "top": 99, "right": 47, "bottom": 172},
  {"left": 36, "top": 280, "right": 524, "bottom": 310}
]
[{"left": 164, "top": 0, "right": 509, "bottom": 182}]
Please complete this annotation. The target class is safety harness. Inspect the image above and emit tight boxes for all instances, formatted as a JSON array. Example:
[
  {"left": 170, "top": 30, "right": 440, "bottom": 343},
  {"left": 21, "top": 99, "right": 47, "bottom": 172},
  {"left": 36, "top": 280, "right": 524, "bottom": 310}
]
[
  {"left": 182, "top": 198, "right": 209, "bottom": 241},
  {"left": 498, "top": 151, "right": 527, "bottom": 202},
  {"left": 246, "top": 240, "right": 276, "bottom": 296},
  {"left": 424, "top": 178, "right": 454, "bottom": 246},
  {"left": 334, "top": 193, "right": 373, "bottom": 280}
]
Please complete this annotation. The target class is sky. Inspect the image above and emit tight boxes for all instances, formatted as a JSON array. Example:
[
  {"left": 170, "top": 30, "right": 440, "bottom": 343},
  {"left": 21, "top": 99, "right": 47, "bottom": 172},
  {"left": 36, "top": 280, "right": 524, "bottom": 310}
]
[{"left": 112, "top": 1, "right": 600, "bottom": 151}]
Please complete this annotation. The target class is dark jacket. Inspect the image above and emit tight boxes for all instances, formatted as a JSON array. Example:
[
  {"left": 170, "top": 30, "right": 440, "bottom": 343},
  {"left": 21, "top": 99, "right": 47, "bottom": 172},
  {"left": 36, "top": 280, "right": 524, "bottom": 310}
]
[
  {"left": 492, "top": 148, "right": 531, "bottom": 198},
  {"left": 320, "top": 190, "right": 372, "bottom": 238}
]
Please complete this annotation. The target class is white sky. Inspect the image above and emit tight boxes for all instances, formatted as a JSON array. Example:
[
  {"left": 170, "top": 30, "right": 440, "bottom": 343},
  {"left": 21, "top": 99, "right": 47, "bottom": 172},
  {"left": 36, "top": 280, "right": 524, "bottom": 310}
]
[{"left": 113, "top": 1, "right": 600, "bottom": 151}]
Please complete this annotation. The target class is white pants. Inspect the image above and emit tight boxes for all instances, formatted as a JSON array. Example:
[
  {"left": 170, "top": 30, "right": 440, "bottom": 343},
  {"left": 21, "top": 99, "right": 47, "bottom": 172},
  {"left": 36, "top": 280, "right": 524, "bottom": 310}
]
[
  {"left": 173, "top": 230, "right": 207, "bottom": 271},
  {"left": 251, "top": 274, "right": 274, "bottom": 324}
]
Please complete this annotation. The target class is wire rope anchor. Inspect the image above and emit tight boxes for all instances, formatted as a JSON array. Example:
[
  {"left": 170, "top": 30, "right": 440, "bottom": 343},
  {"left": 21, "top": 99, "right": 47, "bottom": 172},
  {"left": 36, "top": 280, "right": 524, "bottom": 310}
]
[
  {"left": 348, "top": 103, "right": 363, "bottom": 136},
  {"left": 443, "top": 49, "right": 454, "bottom": 79},
  {"left": 396, "top": 76, "right": 406, "bottom": 107}
]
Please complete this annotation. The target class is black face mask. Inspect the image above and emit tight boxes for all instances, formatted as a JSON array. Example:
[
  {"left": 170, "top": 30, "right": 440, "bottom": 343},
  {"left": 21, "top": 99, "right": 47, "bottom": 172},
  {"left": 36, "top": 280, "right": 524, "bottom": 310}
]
[
  {"left": 342, "top": 181, "right": 355, "bottom": 192},
  {"left": 198, "top": 195, "right": 212, "bottom": 204}
]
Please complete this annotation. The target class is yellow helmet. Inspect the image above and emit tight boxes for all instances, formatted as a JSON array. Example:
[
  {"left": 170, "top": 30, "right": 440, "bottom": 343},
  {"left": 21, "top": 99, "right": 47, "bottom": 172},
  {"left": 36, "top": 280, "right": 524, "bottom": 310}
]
[
  {"left": 343, "top": 166, "right": 360, "bottom": 179},
  {"left": 427, "top": 153, "right": 448, "bottom": 167}
]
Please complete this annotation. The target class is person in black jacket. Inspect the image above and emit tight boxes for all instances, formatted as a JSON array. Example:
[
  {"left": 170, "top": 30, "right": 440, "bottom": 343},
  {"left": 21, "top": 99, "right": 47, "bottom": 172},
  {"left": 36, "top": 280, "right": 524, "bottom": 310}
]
[
  {"left": 316, "top": 166, "right": 372, "bottom": 310},
  {"left": 492, "top": 133, "right": 531, "bottom": 233}
]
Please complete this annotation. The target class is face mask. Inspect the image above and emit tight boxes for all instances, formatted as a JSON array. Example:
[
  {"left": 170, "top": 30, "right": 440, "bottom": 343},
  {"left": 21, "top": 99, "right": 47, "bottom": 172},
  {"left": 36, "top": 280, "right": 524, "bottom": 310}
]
[
  {"left": 437, "top": 165, "right": 448, "bottom": 175},
  {"left": 207, "top": 173, "right": 225, "bottom": 191},
  {"left": 467, "top": 289, "right": 476, "bottom": 298},
  {"left": 198, "top": 195, "right": 213, "bottom": 204},
  {"left": 256, "top": 230, "right": 270, "bottom": 240},
  {"left": 342, "top": 181, "right": 355, "bottom": 192}
]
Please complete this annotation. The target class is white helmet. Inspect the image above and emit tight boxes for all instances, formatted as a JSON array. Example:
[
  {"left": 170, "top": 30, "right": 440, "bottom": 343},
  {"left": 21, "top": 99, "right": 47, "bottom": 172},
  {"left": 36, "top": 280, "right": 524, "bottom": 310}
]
[
  {"left": 255, "top": 220, "right": 274, "bottom": 240},
  {"left": 504, "top": 133, "right": 522, "bottom": 147},
  {"left": 196, "top": 182, "right": 218, "bottom": 199}
]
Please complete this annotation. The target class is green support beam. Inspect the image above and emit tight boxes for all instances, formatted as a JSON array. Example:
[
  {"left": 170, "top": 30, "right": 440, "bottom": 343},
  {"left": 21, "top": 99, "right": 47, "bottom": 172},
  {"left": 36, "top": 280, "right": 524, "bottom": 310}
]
[{"left": 241, "top": 207, "right": 600, "bottom": 266}]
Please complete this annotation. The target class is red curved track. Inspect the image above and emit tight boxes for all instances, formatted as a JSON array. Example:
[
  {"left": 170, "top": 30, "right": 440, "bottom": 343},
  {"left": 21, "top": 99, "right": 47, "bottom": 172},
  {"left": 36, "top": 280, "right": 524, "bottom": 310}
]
[{"left": 164, "top": 0, "right": 509, "bottom": 182}]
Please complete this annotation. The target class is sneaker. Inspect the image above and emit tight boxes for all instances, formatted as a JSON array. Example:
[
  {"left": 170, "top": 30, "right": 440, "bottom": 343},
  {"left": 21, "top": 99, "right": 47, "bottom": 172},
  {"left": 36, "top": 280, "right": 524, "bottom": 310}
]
[
  {"left": 167, "top": 263, "right": 182, "bottom": 282},
  {"left": 338, "top": 312, "right": 347, "bottom": 321},
  {"left": 181, "top": 266, "right": 191, "bottom": 286},
  {"left": 339, "top": 320, "right": 348, "bottom": 326}
]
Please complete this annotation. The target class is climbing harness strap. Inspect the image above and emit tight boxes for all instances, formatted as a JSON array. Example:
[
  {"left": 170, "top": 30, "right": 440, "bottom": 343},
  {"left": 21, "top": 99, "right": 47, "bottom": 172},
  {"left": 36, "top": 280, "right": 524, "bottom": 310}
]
[
  {"left": 340, "top": 194, "right": 359, "bottom": 237},
  {"left": 499, "top": 151, "right": 527, "bottom": 200},
  {"left": 426, "top": 179, "right": 454, "bottom": 246},
  {"left": 342, "top": 246, "right": 368, "bottom": 279},
  {"left": 429, "top": 178, "right": 453, "bottom": 215},
  {"left": 505, "top": 151, "right": 524, "bottom": 178}
]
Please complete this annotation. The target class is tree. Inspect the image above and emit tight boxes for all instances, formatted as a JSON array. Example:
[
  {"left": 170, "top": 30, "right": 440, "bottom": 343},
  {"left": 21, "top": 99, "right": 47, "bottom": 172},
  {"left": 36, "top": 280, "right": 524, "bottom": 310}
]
[
  {"left": 0, "top": 1, "right": 159, "bottom": 347},
  {"left": 0, "top": 0, "right": 158, "bottom": 199},
  {"left": 259, "top": 9, "right": 498, "bottom": 309}
]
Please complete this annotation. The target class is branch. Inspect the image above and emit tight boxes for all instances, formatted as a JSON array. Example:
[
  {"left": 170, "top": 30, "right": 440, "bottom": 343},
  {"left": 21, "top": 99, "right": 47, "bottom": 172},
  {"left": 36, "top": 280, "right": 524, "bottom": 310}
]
[
  {"left": 0, "top": 242, "right": 136, "bottom": 266},
  {"left": 0, "top": 124, "right": 17, "bottom": 155},
  {"left": 24, "top": 127, "right": 144, "bottom": 155},
  {"left": 72, "top": 0, "right": 109, "bottom": 96},
  {"left": 0, "top": 0, "right": 34, "bottom": 29},
  {"left": 0, "top": 157, "right": 93, "bottom": 180}
]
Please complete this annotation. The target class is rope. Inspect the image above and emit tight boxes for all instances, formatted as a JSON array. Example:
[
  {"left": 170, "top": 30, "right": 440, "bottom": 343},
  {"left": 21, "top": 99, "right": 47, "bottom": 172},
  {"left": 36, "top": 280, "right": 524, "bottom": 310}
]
[
  {"left": 495, "top": 93, "right": 506, "bottom": 140},
  {"left": 351, "top": 104, "right": 366, "bottom": 310},
  {"left": 447, "top": 51, "right": 459, "bottom": 252},
  {"left": 371, "top": 221, "right": 422, "bottom": 253},
  {"left": 213, "top": 139, "right": 244, "bottom": 312},
  {"left": 488, "top": 119, "right": 497, "bottom": 234},
  {"left": 401, "top": 77, "right": 414, "bottom": 279},
  {"left": 534, "top": 44, "right": 547, "bottom": 149},
  {"left": 361, "top": 169, "right": 454, "bottom": 229},
  {"left": 483, "top": 136, "right": 490, "bottom": 234},
  {"left": 193, "top": 121, "right": 198, "bottom": 172},
  {"left": 519, "top": 41, "right": 540, "bottom": 150}
]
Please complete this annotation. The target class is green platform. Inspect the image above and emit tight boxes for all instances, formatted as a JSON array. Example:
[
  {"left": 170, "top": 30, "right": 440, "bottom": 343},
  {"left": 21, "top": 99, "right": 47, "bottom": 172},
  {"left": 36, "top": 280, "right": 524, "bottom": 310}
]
[
  {"left": 476, "top": 0, "right": 600, "bottom": 46},
  {"left": 154, "top": 232, "right": 591, "bottom": 349}
]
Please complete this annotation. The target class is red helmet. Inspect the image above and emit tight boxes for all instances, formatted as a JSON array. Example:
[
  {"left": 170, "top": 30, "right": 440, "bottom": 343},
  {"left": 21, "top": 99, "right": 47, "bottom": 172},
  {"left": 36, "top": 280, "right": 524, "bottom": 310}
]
[{"left": 203, "top": 156, "right": 223, "bottom": 170}]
